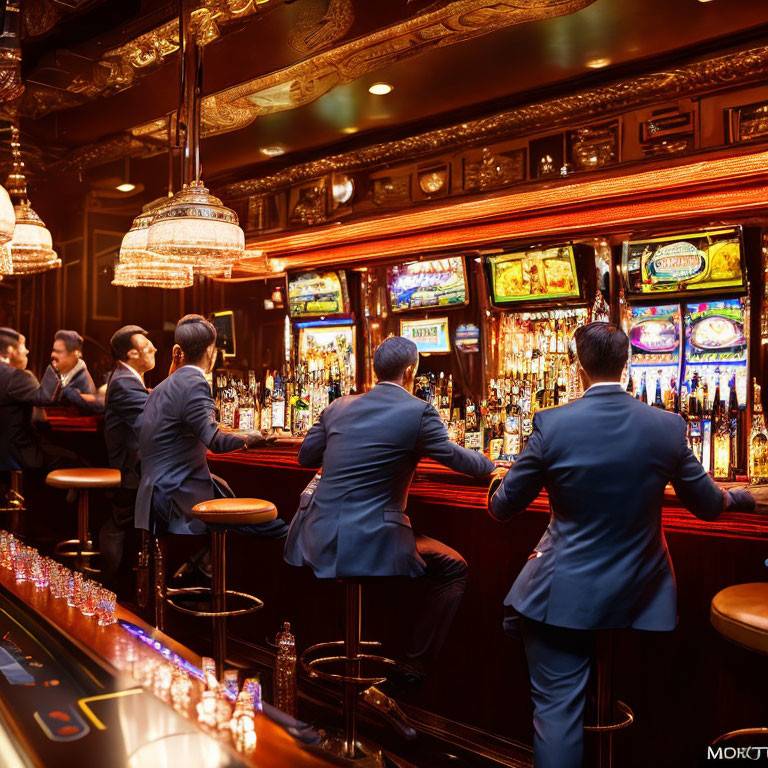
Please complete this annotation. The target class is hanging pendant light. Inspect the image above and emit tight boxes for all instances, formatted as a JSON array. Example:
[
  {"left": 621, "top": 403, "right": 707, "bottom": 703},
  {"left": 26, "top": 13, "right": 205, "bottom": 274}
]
[
  {"left": 112, "top": 201, "right": 194, "bottom": 289},
  {"left": 144, "top": 0, "right": 243, "bottom": 278},
  {"left": 0, "top": 185, "right": 14, "bottom": 249},
  {"left": 3, "top": 125, "right": 59, "bottom": 275}
]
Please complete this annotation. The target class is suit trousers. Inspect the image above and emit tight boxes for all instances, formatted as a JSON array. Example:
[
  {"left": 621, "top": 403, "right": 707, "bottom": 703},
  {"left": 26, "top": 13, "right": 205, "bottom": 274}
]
[
  {"left": 505, "top": 615, "right": 594, "bottom": 768},
  {"left": 405, "top": 534, "right": 468, "bottom": 674},
  {"left": 98, "top": 487, "right": 137, "bottom": 587}
]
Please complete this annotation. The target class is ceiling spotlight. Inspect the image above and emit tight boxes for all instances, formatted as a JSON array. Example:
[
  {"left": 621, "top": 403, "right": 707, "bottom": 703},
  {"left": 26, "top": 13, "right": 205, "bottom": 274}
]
[
  {"left": 116, "top": 182, "right": 136, "bottom": 193},
  {"left": 586, "top": 58, "right": 610, "bottom": 69},
  {"left": 260, "top": 146, "right": 285, "bottom": 157},
  {"left": 368, "top": 82, "right": 393, "bottom": 96},
  {"left": 341, "top": 126, "right": 359, "bottom": 135}
]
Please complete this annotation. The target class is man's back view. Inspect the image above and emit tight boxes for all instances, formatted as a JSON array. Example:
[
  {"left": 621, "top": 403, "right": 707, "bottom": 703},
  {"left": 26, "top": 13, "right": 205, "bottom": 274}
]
[
  {"left": 489, "top": 322, "right": 754, "bottom": 768},
  {"left": 286, "top": 336, "right": 494, "bottom": 674}
]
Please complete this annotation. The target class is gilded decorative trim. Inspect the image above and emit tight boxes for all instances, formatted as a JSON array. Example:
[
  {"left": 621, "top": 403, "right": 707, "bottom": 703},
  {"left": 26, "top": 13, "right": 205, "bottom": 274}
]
[
  {"left": 132, "top": 0, "right": 597, "bottom": 140},
  {"left": 220, "top": 44, "right": 768, "bottom": 199}
]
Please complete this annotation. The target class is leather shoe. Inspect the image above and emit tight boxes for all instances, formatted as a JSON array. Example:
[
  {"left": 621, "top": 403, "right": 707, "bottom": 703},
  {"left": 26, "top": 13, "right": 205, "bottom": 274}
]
[{"left": 359, "top": 686, "right": 417, "bottom": 741}]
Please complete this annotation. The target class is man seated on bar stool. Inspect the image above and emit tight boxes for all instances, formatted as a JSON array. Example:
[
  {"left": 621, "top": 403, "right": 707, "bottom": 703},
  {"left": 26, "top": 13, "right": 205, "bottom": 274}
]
[
  {"left": 487, "top": 322, "right": 757, "bottom": 768},
  {"left": 0, "top": 327, "right": 81, "bottom": 497},
  {"left": 285, "top": 336, "right": 495, "bottom": 684},
  {"left": 135, "top": 314, "right": 288, "bottom": 585},
  {"left": 38, "top": 329, "right": 103, "bottom": 413},
  {"left": 98, "top": 325, "right": 157, "bottom": 590}
]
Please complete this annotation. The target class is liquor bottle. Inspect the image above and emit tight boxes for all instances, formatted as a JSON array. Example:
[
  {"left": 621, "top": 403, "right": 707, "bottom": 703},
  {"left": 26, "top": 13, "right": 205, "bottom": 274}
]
[
  {"left": 238, "top": 372, "right": 256, "bottom": 432},
  {"left": 710, "top": 379, "right": 730, "bottom": 480},
  {"left": 502, "top": 400, "right": 522, "bottom": 458},
  {"left": 727, "top": 375, "right": 743, "bottom": 477},
  {"left": 439, "top": 374, "right": 452, "bottom": 424},
  {"left": 626, "top": 375, "right": 634, "bottom": 396},
  {"left": 464, "top": 395, "right": 483, "bottom": 451},
  {"left": 749, "top": 379, "right": 768, "bottom": 484},
  {"left": 640, "top": 372, "right": 648, "bottom": 404},
  {"left": 271, "top": 371, "right": 286, "bottom": 430},
  {"left": 653, "top": 373, "right": 664, "bottom": 409},
  {"left": 260, "top": 372, "right": 273, "bottom": 432},
  {"left": 219, "top": 374, "right": 237, "bottom": 429},
  {"left": 274, "top": 622, "right": 298, "bottom": 718}
]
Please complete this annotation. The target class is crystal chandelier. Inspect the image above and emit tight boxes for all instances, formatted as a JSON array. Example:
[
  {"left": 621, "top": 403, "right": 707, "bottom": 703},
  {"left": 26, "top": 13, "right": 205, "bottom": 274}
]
[
  {"left": 142, "top": 0, "right": 243, "bottom": 280},
  {"left": 2, "top": 126, "right": 60, "bottom": 275},
  {"left": 112, "top": 201, "right": 194, "bottom": 289}
]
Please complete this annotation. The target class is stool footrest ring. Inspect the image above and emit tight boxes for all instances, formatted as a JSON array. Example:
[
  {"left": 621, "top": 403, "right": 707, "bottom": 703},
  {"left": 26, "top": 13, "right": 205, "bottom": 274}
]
[
  {"left": 301, "top": 640, "right": 398, "bottom": 686},
  {"left": 584, "top": 700, "right": 634, "bottom": 732},
  {"left": 166, "top": 586, "right": 264, "bottom": 618}
]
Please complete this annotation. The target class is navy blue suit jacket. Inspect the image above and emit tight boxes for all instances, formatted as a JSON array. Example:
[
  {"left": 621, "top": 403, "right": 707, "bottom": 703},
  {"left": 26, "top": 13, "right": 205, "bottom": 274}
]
[
  {"left": 285, "top": 382, "right": 495, "bottom": 579},
  {"left": 135, "top": 366, "right": 243, "bottom": 535},
  {"left": 489, "top": 385, "right": 725, "bottom": 631},
  {"left": 0, "top": 363, "right": 43, "bottom": 471},
  {"left": 104, "top": 364, "right": 148, "bottom": 489}
]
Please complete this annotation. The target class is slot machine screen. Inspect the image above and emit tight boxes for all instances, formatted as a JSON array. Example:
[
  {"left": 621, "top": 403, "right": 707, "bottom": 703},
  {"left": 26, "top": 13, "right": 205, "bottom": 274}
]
[
  {"left": 400, "top": 317, "right": 451, "bottom": 353},
  {"left": 288, "top": 270, "right": 350, "bottom": 318},
  {"left": 387, "top": 256, "right": 468, "bottom": 312},
  {"left": 627, "top": 305, "right": 681, "bottom": 402}
]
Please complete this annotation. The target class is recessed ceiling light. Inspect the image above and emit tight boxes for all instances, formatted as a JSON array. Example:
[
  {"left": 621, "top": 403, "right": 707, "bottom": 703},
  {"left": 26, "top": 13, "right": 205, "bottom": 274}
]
[
  {"left": 586, "top": 58, "right": 610, "bottom": 69},
  {"left": 341, "top": 126, "right": 359, "bottom": 134},
  {"left": 697, "top": 0, "right": 715, "bottom": 3},
  {"left": 116, "top": 182, "right": 136, "bottom": 193},
  {"left": 260, "top": 146, "right": 285, "bottom": 157},
  {"left": 368, "top": 82, "right": 393, "bottom": 95}
]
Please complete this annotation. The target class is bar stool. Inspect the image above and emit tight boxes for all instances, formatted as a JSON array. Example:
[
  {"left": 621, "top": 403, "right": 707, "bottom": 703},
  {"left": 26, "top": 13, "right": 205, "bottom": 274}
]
[
  {"left": 159, "top": 498, "right": 276, "bottom": 680},
  {"left": 709, "top": 583, "right": 768, "bottom": 746},
  {"left": 583, "top": 632, "right": 634, "bottom": 768},
  {"left": 300, "top": 579, "right": 400, "bottom": 766},
  {"left": 45, "top": 468, "right": 121, "bottom": 573}
]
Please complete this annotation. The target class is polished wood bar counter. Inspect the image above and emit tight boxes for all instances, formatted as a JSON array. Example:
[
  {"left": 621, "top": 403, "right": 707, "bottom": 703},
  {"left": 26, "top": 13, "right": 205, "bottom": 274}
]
[{"left": 0, "top": 555, "right": 333, "bottom": 768}]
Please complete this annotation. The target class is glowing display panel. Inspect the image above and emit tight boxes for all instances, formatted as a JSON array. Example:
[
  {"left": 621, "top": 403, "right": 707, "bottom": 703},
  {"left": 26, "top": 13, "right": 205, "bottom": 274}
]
[
  {"left": 400, "top": 317, "right": 451, "bottom": 353},
  {"left": 623, "top": 228, "right": 744, "bottom": 296},
  {"left": 387, "top": 256, "right": 468, "bottom": 312},
  {"left": 488, "top": 246, "right": 579, "bottom": 306},
  {"left": 627, "top": 305, "right": 681, "bottom": 405},
  {"left": 683, "top": 298, "right": 748, "bottom": 408},
  {"left": 288, "top": 271, "right": 349, "bottom": 317}
]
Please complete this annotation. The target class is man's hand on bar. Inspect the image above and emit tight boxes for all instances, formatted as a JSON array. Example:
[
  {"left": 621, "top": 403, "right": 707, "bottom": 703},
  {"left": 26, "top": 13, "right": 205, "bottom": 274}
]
[{"left": 242, "top": 431, "right": 269, "bottom": 450}]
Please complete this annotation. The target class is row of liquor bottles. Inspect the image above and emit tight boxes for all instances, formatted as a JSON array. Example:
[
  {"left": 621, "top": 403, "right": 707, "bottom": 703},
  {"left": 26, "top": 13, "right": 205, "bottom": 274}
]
[{"left": 213, "top": 365, "right": 348, "bottom": 436}]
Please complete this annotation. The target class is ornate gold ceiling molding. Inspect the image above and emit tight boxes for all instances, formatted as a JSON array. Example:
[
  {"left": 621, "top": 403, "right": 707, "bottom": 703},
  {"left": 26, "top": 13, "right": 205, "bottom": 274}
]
[
  {"left": 23, "top": 0, "right": 276, "bottom": 117},
  {"left": 22, "top": 0, "right": 93, "bottom": 38},
  {"left": 131, "top": 0, "right": 597, "bottom": 141},
  {"left": 220, "top": 43, "right": 768, "bottom": 199}
]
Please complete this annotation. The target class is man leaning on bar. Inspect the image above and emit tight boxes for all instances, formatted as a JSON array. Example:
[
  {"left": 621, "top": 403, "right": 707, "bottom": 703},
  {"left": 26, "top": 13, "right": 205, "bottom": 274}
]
[{"left": 488, "top": 321, "right": 756, "bottom": 768}]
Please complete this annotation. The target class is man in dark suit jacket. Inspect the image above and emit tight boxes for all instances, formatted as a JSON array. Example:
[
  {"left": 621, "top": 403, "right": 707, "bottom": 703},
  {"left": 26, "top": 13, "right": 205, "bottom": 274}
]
[
  {"left": 136, "top": 315, "right": 287, "bottom": 547},
  {"left": 98, "top": 325, "right": 157, "bottom": 586},
  {"left": 488, "top": 322, "right": 755, "bottom": 768},
  {"left": 285, "top": 336, "right": 495, "bottom": 675},
  {"left": 0, "top": 327, "right": 44, "bottom": 473}
]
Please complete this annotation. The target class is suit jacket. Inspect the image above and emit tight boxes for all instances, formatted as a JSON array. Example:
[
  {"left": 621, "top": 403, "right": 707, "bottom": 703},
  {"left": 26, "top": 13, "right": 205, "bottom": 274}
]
[
  {"left": 285, "top": 382, "right": 495, "bottom": 579},
  {"left": 39, "top": 361, "right": 97, "bottom": 400},
  {"left": 135, "top": 365, "right": 243, "bottom": 535},
  {"left": 104, "top": 364, "right": 149, "bottom": 490},
  {"left": 489, "top": 384, "right": 725, "bottom": 631},
  {"left": 0, "top": 363, "right": 43, "bottom": 471}
]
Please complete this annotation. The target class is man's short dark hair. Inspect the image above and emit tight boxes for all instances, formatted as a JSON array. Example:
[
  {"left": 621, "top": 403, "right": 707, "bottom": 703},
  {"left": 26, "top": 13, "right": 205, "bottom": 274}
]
[
  {"left": 0, "top": 327, "right": 20, "bottom": 351},
  {"left": 573, "top": 322, "right": 629, "bottom": 380},
  {"left": 374, "top": 336, "right": 419, "bottom": 382},
  {"left": 110, "top": 325, "right": 148, "bottom": 362},
  {"left": 54, "top": 329, "right": 83, "bottom": 353},
  {"left": 175, "top": 314, "right": 216, "bottom": 364}
]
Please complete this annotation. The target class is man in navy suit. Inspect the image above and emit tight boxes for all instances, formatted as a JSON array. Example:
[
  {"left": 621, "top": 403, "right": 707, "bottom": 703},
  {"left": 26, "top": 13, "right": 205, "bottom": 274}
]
[
  {"left": 286, "top": 336, "right": 495, "bottom": 675},
  {"left": 98, "top": 325, "right": 157, "bottom": 586},
  {"left": 488, "top": 322, "right": 755, "bottom": 768},
  {"left": 38, "top": 330, "right": 103, "bottom": 412},
  {"left": 136, "top": 315, "right": 287, "bottom": 554}
]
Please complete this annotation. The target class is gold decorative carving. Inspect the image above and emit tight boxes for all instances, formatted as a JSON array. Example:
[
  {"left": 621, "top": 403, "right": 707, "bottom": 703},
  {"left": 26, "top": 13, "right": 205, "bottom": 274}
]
[
  {"left": 371, "top": 176, "right": 411, "bottom": 207},
  {"left": 134, "top": 0, "right": 597, "bottom": 142},
  {"left": 463, "top": 148, "right": 525, "bottom": 191},
  {"left": 568, "top": 120, "right": 618, "bottom": 170},
  {"left": 290, "top": 184, "right": 327, "bottom": 226},
  {"left": 288, "top": 0, "right": 354, "bottom": 54},
  {"left": 22, "top": 0, "right": 276, "bottom": 117},
  {"left": 418, "top": 167, "right": 448, "bottom": 196},
  {"left": 0, "top": 0, "right": 22, "bottom": 104},
  {"left": 220, "top": 43, "right": 768, "bottom": 199},
  {"left": 22, "top": 0, "right": 91, "bottom": 38}
]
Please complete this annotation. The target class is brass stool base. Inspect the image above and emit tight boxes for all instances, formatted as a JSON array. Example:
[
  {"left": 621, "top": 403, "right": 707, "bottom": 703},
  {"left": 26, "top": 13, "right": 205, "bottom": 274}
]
[
  {"left": 316, "top": 732, "right": 384, "bottom": 767},
  {"left": 53, "top": 539, "right": 100, "bottom": 574},
  {"left": 712, "top": 727, "right": 768, "bottom": 744},
  {"left": 0, "top": 491, "right": 25, "bottom": 513},
  {"left": 166, "top": 586, "right": 264, "bottom": 618},
  {"left": 584, "top": 700, "right": 634, "bottom": 732}
]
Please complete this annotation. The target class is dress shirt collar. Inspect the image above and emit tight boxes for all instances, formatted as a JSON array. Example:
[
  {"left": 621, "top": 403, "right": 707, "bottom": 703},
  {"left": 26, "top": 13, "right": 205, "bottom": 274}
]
[
  {"left": 377, "top": 381, "right": 409, "bottom": 393},
  {"left": 119, "top": 360, "right": 145, "bottom": 386},
  {"left": 586, "top": 381, "right": 623, "bottom": 392},
  {"left": 59, "top": 358, "right": 86, "bottom": 387}
]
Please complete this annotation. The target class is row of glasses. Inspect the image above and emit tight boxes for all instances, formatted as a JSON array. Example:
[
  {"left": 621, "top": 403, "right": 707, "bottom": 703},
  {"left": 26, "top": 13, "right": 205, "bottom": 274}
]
[{"left": 0, "top": 531, "right": 116, "bottom": 626}]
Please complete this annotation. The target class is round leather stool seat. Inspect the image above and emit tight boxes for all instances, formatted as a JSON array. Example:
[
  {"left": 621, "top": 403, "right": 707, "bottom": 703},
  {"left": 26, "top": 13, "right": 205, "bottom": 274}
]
[
  {"left": 190, "top": 498, "right": 277, "bottom": 526},
  {"left": 46, "top": 468, "right": 121, "bottom": 489},
  {"left": 711, "top": 583, "right": 768, "bottom": 655}
]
